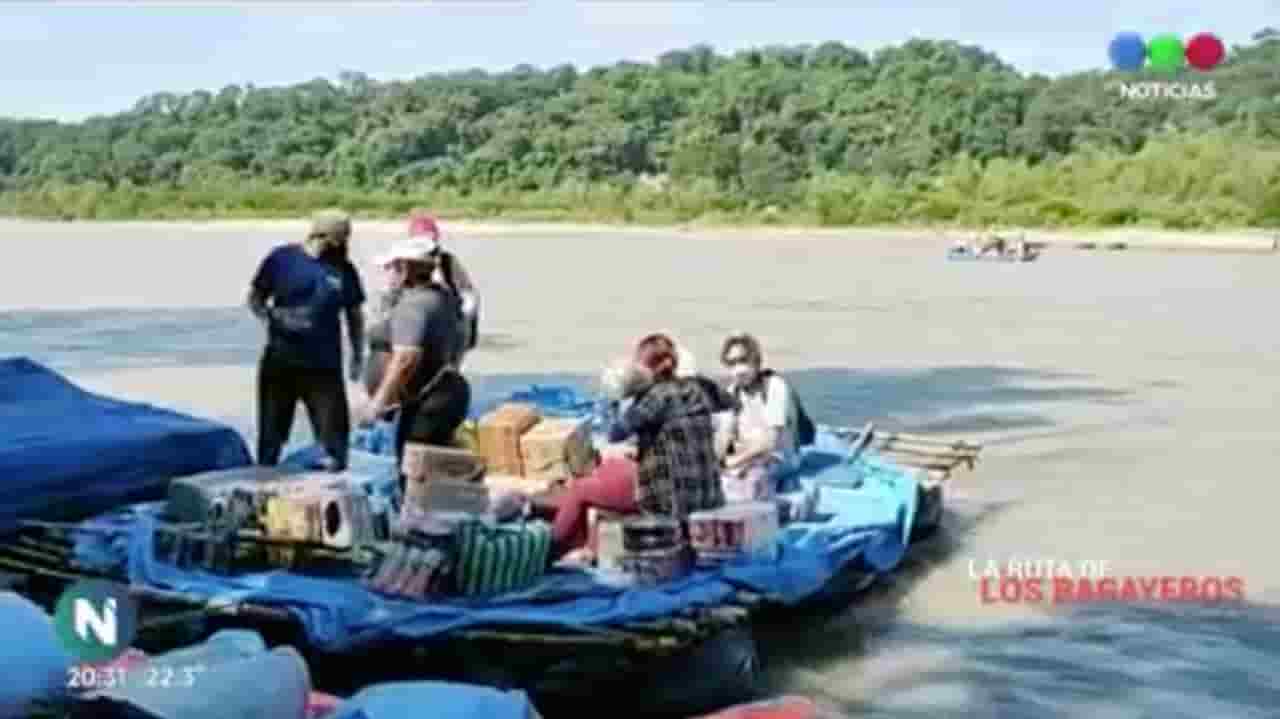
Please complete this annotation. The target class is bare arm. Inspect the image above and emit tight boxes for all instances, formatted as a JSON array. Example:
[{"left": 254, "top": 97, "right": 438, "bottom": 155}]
[{"left": 368, "top": 346, "right": 421, "bottom": 415}]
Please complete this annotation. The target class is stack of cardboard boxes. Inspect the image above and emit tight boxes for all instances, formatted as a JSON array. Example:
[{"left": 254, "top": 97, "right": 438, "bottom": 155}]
[{"left": 474, "top": 403, "right": 596, "bottom": 495}]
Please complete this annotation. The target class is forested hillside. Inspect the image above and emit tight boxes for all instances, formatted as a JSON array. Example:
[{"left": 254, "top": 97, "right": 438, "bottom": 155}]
[{"left": 2, "top": 32, "right": 1278, "bottom": 227}]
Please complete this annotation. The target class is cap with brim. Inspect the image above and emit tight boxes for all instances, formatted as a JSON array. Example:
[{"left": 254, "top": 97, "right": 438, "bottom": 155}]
[
  {"left": 374, "top": 238, "right": 438, "bottom": 268},
  {"left": 309, "top": 210, "right": 351, "bottom": 239}
]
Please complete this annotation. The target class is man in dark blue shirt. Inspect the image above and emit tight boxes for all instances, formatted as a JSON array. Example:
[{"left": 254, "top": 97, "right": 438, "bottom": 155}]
[{"left": 247, "top": 209, "right": 366, "bottom": 469}]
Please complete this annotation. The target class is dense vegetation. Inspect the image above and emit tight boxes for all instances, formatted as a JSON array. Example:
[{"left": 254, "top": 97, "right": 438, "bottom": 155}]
[{"left": 2, "top": 30, "right": 1278, "bottom": 228}]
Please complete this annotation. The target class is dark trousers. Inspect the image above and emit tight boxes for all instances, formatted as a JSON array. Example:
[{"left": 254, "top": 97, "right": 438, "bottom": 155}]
[
  {"left": 256, "top": 350, "right": 349, "bottom": 469},
  {"left": 394, "top": 370, "right": 471, "bottom": 489}
]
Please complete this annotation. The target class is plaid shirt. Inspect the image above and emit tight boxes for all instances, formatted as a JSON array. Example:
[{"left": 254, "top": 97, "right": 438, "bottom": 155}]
[{"left": 617, "top": 378, "right": 725, "bottom": 519}]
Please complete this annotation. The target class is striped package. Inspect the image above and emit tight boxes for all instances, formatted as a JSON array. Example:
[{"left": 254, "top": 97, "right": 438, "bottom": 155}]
[{"left": 454, "top": 519, "right": 552, "bottom": 597}]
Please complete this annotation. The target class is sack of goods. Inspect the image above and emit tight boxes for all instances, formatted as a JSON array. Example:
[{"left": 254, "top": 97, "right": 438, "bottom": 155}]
[
  {"left": 453, "top": 518, "right": 552, "bottom": 597},
  {"left": 688, "top": 502, "right": 780, "bottom": 566},
  {"left": 617, "top": 516, "right": 691, "bottom": 587}
]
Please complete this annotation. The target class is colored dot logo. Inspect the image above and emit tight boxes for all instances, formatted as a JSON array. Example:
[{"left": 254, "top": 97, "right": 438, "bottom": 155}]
[{"left": 1109, "top": 32, "right": 1225, "bottom": 72}]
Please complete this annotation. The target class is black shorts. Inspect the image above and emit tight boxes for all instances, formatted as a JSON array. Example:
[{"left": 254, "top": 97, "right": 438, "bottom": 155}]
[{"left": 393, "top": 370, "right": 471, "bottom": 464}]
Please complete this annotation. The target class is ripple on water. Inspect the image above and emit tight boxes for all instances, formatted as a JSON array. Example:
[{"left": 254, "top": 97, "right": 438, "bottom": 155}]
[
  {"left": 7, "top": 308, "right": 1280, "bottom": 717},
  {"left": 830, "top": 602, "right": 1280, "bottom": 718}
]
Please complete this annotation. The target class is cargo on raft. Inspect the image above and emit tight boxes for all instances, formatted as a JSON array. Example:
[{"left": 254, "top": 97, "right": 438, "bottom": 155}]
[{"left": 0, "top": 362, "right": 982, "bottom": 716}]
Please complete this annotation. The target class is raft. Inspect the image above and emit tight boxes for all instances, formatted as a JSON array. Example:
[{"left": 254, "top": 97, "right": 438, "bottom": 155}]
[
  {"left": 947, "top": 246, "right": 1040, "bottom": 262},
  {"left": 0, "top": 364, "right": 981, "bottom": 716}
]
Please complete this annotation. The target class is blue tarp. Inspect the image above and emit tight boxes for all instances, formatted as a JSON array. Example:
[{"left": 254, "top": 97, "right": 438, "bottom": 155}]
[
  {"left": 71, "top": 384, "right": 919, "bottom": 654},
  {"left": 0, "top": 592, "right": 71, "bottom": 719},
  {"left": 330, "top": 682, "right": 539, "bottom": 719},
  {"left": 0, "top": 358, "right": 253, "bottom": 535}
]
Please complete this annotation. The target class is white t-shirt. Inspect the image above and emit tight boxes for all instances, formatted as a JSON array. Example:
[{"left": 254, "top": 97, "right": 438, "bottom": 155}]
[{"left": 734, "top": 374, "right": 799, "bottom": 470}]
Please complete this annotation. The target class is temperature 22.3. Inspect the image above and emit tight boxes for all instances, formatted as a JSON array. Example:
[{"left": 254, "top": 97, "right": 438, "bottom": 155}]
[{"left": 67, "top": 663, "right": 207, "bottom": 691}]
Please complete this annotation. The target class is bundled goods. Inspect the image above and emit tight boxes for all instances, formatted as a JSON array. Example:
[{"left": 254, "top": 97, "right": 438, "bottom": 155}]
[
  {"left": 622, "top": 516, "right": 682, "bottom": 553},
  {"left": 688, "top": 502, "right": 780, "bottom": 566},
  {"left": 476, "top": 403, "right": 542, "bottom": 476},
  {"left": 152, "top": 521, "right": 245, "bottom": 574},
  {"left": 617, "top": 516, "right": 691, "bottom": 587},
  {"left": 166, "top": 466, "right": 293, "bottom": 523},
  {"left": 519, "top": 417, "right": 595, "bottom": 485},
  {"left": 393, "top": 509, "right": 468, "bottom": 548},
  {"left": 407, "top": 479, "right": 491, "bottom": 517},
  {"left": 363, "top": 541, "right": 453, "bottom": 600},
  {"left": 454, "top": 518, "right": 552, "bottom": 597},
  {"left": 261, "top": 483, "right": 378, "bottom": 551},
  {"left": 619, "top": 545, "right": 692, "bottom": 587},
  {"left": 401, "top": 443, "right": 489, "bottom": 515},
  {"left": 588, "top": 508, "right": 627, "bottom": 571}
]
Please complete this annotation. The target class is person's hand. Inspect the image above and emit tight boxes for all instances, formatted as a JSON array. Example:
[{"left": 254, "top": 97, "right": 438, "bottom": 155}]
[{"left": 353, "top": 397, "right": 379, "bottom": 428}]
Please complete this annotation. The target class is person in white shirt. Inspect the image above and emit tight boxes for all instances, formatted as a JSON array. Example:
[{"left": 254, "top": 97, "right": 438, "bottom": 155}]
[{"left": 718, "top": 332, "right": 805, "bottom": 501}]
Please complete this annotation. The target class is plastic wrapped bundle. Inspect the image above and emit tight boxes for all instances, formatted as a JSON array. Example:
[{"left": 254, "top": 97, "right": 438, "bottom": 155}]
[{"left": 364, "top": 541, "right": 454, "bottom": 600}]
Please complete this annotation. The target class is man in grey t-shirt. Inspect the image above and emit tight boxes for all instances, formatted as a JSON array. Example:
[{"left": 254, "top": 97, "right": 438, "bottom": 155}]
[{"left": 356, "top": 239, "right": 471, "bottom": 477}]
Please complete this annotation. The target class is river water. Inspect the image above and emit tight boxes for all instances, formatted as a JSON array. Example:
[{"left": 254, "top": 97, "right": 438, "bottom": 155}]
[
  {"left": 4, "top": 306, "right": 1278, "bottom": 718},
  {"left": 2, "top": 223, "right": 1279, "bottom": 717}
]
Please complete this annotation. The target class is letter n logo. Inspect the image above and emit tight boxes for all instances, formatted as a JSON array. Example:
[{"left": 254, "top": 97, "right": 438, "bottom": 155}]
[
  {"left": 74, "top": 597, "right": 117, "bottom": 645},
  {"left": 55, "top": 580, "right": 137, "bottom": 663}
]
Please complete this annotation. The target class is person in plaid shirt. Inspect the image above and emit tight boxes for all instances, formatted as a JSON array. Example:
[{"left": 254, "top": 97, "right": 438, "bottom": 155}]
[
  {"left": 543, "top": 334, "right": 729, "bottom": 561},
  {"left": 609, "top": 334, "right": 727, "bottom": 518}
]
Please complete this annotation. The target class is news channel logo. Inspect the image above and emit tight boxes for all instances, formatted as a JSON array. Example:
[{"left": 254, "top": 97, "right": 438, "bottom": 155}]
[
  {"left": 53, "top": 580, "right": 139, "bottom": 663},
  {"left": 1108, "top": 32, "right": 1226, "bottom": 72}
]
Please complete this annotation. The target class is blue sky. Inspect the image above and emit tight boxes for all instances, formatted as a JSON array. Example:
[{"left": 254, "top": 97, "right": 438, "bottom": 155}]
[{"left": 2, "top": 1, "right": 1275, "bottom": 121}]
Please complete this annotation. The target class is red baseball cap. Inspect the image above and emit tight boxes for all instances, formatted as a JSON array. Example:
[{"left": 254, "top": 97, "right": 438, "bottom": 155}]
[{"left": 408, "top": 212, "right": 440, "bottom": 243}]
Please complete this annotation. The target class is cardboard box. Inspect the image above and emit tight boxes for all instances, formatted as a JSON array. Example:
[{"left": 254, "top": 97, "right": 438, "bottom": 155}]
[
  {"left": 401, "top": 443, "right": 486, "bottom": 514},
  {"left": 477, "top": 403, "right": 542, "bottom": 475},
  {"left": 520, "top": 417, "right": 594, "bottom": 483},
  {"left": 486, "top": 472, "right": 556, "bottom": 496}
]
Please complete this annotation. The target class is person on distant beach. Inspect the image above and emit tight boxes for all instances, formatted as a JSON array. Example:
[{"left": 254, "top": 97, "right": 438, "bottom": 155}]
[
  {"left": 978, "top": 232, "right": 1007, "bottom": 257},
  {"left": 247, "top": 209, "right": 366, "bottom": 470},
  {"left": 354, "top": 237, "right": 470, "bottom": 492},
  {"left": 406, "top": 211, "right": 480, "bottom": 367},
  {"left": 718, "top": 332, "right": 815, "bottom": 501},
  {"left": 546, "top": 333, "right": 725, "bottom": 560}
]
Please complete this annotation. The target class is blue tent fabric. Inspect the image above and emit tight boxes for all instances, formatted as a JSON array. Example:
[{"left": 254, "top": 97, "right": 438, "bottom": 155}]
[
  {"left": 68, "top": 384, "right": 921, "bottom": 654},
  {"left": 330, "top": 681, "right": 539, "bottom": 719},
  {"left": 0, "top": 358, "right": 253, "bottom": 534}
]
